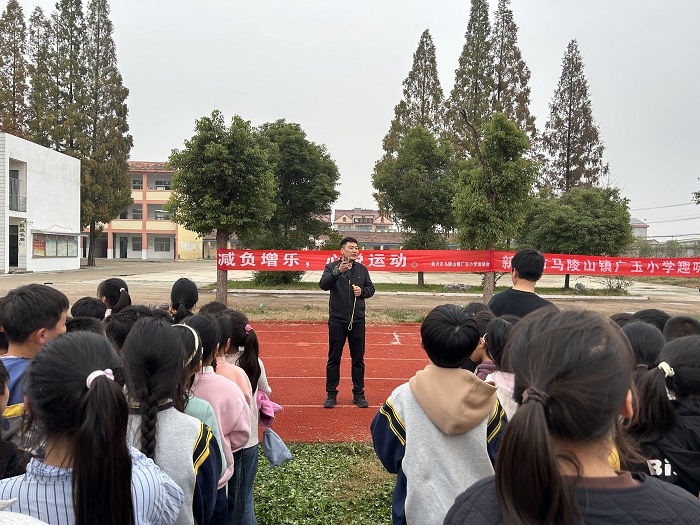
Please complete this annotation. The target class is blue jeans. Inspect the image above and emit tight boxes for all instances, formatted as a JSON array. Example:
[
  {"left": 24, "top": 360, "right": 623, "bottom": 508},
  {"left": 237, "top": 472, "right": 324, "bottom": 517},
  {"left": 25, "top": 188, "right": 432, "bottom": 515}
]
[{"left": 227, "top": 445, "right": 258, "bottom": 525}]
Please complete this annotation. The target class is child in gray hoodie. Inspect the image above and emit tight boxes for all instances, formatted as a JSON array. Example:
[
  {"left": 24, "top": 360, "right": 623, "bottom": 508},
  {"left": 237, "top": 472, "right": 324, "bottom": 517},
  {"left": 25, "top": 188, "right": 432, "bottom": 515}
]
[{"left": 370, "top": 304, "right": 506, "bottom": 525}]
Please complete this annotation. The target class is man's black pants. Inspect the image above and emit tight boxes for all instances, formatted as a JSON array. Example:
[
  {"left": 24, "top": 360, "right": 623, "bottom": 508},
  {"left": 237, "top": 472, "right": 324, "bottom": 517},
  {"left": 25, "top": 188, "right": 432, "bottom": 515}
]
[{"left": 326, "top": 320, "right": 365, "bottom": 396}]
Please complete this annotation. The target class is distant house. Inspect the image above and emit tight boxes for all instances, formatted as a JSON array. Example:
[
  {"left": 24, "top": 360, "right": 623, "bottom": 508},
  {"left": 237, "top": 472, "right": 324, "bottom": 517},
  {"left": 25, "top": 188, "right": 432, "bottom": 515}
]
[
  {"left": 630, "top": 217, "right": 649, "bottom": 239},
  {"left": 332, "top": 208, "right": 395, "bottom": 232},
  {"left": 1, "top": 133, "right": 81, "bottom": 273}
]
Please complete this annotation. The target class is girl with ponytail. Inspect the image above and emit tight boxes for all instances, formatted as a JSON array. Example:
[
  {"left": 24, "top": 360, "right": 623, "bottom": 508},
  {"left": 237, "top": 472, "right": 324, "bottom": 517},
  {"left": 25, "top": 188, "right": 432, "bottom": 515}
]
[
  {"left": 445, "top": 309, "right": 700, "bottom": 524},
  {"left": 170, "top": 278, "right": 198, "bottom": 323},
  {"left": 629, "top": 335, "right": 700, "bottom": 496},
  {"left": 98, "top": 278, "right": 132, "bottom": 316},
  {"left": 0, "top": 331, "right": 184, "bottom": 524},
  {"left": 186, "top": 314, "right": 251, "bottom": 524},
  {"left": 219, "top": 309, "right": 271, "bottom": 525},
  {"left": 122, "top": 317, "right": 220, "bottom": 525}
]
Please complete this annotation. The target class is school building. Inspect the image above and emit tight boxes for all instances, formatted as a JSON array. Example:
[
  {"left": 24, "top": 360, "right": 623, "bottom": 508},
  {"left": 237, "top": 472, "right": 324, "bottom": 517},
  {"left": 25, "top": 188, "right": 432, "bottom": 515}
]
[
  {"left": 86, "top": 161, "right": 207, "bottom": 260},
  {"left": 0, "top": 132, "right": 82, "bottom": 274}
]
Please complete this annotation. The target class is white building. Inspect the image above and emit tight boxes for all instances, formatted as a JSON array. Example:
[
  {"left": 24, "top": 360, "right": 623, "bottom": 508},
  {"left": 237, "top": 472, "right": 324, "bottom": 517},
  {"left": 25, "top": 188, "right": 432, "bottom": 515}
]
[{"left": 0, "top": 133, "right": 81, "bottom": 274}]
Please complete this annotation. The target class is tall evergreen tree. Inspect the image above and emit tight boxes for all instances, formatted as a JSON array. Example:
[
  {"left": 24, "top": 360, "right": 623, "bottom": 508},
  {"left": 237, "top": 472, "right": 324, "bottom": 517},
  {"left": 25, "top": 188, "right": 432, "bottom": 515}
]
[
  {"left": 27, "top": 6, "right": 53, "bottom": 146},
  {"left": 446, "top": 0, "right": 494, "bottom": 155},
  {"left": 81, "top": 0, "right": 133, "bottom": 266},
  {"left": 0, "top": 0, "right": 29, "bottom": 137},
  {"left": 491, "top": 0, "right": 536, "bottom": 141},
  {"left": 381, "top": 29, "right": 444, "bottom": 158},
  {"left": 541, "top": 39, "right": 609, "bottom": 193},
  {"left": 48, "top": 0, "right": 86, "bottom": 156}
]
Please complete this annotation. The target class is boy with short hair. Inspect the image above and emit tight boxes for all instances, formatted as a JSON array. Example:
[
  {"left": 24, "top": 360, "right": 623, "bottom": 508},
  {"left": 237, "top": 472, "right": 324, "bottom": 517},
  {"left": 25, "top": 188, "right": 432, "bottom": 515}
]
[
  {"left": 488, "top": 248, "right": 557, "bottom": 317},
  {"left": 663, "top": 315, "right": 700, "bottom": 342},
  {"left": 371, "top": 304, "right": 505, "bottom": 525},
  {"left": 0, "top": 284, "right": 69, "bottom": 406}
]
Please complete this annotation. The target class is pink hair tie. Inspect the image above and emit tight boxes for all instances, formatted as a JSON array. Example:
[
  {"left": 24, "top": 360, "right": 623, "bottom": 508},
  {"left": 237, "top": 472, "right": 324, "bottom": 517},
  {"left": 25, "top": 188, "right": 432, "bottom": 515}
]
[
  {"left": 86, "top": 369, "right": 115, "bottom": 389},
  {"left": 245, "top": 323, "right": 253, "bottom": 334}
]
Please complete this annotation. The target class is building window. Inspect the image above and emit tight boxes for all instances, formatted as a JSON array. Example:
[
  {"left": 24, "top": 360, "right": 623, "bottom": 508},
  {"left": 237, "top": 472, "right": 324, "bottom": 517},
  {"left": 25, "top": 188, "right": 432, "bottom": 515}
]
[
  {"left": 132, "top": 205, "right": 143, "bottom": 220},
  {"left": 155, "top": 209, "right": 170, "bottom": 221},
  {"left": 132, "top": 236, "right": 142, "bottom": 251},
  {"left": 119, "top": 210, "right": 128, "bottom": 219},
  {"left": 155, "top": 180, "right": 171, "bottom": 190},
  {"left": 154, "top": 237, "right": 171, "bottom": 252},
  {"left": 132, "top": 178, "right": 143, "bottom": 190}
]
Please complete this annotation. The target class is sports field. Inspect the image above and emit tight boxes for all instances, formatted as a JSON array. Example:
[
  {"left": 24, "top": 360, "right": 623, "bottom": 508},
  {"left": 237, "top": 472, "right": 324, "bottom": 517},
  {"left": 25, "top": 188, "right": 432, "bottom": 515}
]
[{"left": 258, "top": 321, "right": 424, "bottom": 442}]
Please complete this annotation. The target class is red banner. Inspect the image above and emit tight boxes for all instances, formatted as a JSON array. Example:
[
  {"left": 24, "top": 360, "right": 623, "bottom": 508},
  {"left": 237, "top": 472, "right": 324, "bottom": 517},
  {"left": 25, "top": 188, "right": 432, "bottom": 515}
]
[
  {"left": 216, "top": 249, "right": 491, "bottom": 273},
  {"left": 496, "top": 252, "right": 700, "bottom": 278},
  {"left": 217, "top": 249, "right": 700, "bottom": 278}
]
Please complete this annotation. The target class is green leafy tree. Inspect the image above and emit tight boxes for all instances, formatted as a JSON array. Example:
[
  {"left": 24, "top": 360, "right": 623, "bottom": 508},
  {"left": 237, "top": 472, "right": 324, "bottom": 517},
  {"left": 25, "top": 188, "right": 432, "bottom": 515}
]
[
  {"left": 81, "top": 0, "right": 133, "bottom": 266},
  {"left": 446, "top": 0, "right": 494, "bottom": 156},
  {"left": 246, "top": 119, "right": 340, "bottom": 284},
  {"left": 630, "top": 237, "right": 657, "bottom": 258},
  {"left": 381, "top": 29, "right": 445, "bottom": 158},
  {"left": 661, "top": 240, "right": 686, "bottom": 258},
  {"left": 491, "top": 0, "right": 536, "bottom": 141},
  {"left": 167, "top": 111, "right": 277, "bottom": 303},
  {"left": 374, "top": 126, "right": 457, "bottom": 285},
  {"left": 27, "top": 6, "right": 53, "bottom": 146},
  {"left": 453, "top": 112, "right": 537, "bottom": 299},
  {"left": 541, "top": 40, "right": 609, "bottom": 192},
  {"left": 0, "top": 0, "right": 29, "bottom": 137},
  {"left": 518, "top": 187, "right": 634, "bottom": 287}
]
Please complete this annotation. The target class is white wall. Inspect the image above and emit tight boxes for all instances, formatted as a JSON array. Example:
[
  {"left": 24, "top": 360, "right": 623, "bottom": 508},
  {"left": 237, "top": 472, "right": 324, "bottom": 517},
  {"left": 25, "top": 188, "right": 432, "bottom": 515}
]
[{"left": 1, "top": 133, "right": 81, "bottom": 273}]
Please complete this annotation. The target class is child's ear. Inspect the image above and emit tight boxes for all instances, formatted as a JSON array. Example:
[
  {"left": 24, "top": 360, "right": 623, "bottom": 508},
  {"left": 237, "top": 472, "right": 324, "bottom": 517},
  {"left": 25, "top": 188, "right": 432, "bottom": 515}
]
[
  {"left": 23, "top": 395, "right": 31, "bottom": 414},
  {"left": 33, "top": 328, "right": 46, "bottom": 346},
  {"left": 619, "top": 390, "right": 633, "bottom": 419}
]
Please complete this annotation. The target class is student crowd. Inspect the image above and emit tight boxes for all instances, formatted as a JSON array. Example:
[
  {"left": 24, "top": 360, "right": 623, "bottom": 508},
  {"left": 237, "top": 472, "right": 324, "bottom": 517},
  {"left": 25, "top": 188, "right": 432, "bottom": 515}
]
[
  {"left": 0, "top": 247, "right": 698, "bottom": 524},
  {"left": 0, "top": 277, "right": 269, "bottom": 525}
]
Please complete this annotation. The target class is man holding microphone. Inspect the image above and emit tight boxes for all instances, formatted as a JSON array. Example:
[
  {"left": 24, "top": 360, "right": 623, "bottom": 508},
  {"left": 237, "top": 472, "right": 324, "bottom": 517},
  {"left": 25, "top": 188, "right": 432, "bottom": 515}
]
[{"left": 319, "top": 237, "right": 375, "bottom": 408}]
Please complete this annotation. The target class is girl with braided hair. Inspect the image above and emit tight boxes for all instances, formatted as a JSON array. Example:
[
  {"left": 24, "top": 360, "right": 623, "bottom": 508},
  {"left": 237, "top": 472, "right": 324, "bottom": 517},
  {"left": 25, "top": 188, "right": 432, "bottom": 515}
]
[
  {"left": 0, "top": 331, "right": 184, "bottom": 524},
  {"left": 628, "top": 335, "right": 700, "bottom": 496},
  {"left": 122, "top": 317, "right": 220, "bottom": 525},
  {"left": 445, "top": 309, "right": 700, "bottom": 524}
]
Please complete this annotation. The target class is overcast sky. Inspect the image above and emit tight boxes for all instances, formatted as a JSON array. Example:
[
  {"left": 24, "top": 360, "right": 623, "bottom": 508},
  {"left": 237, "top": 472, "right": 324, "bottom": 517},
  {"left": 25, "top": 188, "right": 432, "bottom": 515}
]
[{"left": 19, "top": 0, "right": 700, "bottom": 239}]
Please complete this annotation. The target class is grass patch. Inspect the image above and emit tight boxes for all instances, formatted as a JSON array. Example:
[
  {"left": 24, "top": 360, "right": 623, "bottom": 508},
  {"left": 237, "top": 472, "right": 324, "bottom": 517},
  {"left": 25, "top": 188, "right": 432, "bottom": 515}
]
[
  {"left": 629, "top": 276, "right": 700, "bottom": 289},
  {"left": 255, "top": 442, "right": 394, "bottom": 525},
  {"left": 209, "top": 280, "right": 629, "bottom": 296},
  {"left": 382, "top": 310, "right": 426, "bottom": 323}
]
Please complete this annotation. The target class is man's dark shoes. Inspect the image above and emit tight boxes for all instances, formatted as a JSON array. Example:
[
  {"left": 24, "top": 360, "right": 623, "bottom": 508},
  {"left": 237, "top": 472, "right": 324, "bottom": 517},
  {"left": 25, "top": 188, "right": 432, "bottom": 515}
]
[
  {"left": 352, "top": 394, "right": 369, "bottom": 408},
  {"left": 323, "top": 393, "right": 337, "bottom": 408}
]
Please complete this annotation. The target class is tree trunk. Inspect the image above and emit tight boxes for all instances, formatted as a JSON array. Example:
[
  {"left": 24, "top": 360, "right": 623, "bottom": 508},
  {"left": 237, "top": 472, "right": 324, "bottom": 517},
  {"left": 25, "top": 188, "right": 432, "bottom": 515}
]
[
  {"left": 88, "top": 221, "right": 96, "bottom": 267},
  {"left": 417, "top": 271, "right": 424, "bottom": 286},
  {"left": 483, "top": 271, "right": 495, "bottom": 302},
  {"left": 564, "top": 273, "right": 570, "bottom": 289},
  {"left": 216, "top": 229, "right": 229, "bottom": 305}
]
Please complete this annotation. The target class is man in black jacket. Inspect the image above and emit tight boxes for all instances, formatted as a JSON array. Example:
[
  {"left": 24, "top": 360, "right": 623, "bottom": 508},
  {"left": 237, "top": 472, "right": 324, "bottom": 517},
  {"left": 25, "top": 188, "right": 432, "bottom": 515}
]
[{"left": 319, "top": 237, "right": 375, "bottom": 408}]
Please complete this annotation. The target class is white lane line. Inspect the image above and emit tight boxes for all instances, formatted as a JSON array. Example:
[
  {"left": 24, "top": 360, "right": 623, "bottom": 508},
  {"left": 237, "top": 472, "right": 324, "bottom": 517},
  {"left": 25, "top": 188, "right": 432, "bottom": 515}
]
[{"left": 391, "top": 332, "right": 401, "bottom": 345}]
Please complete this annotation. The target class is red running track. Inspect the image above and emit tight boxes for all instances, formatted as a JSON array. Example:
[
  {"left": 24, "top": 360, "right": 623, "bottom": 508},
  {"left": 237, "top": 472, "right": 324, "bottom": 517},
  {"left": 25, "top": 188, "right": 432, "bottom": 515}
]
[{"left": 253, "top": 321, "right": 426, "bottom": 443}]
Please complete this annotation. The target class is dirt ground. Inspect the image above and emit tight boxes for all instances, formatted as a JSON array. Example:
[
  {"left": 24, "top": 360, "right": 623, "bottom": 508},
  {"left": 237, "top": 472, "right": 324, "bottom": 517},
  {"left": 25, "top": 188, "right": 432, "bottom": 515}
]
[{"left": 2, "top": 259, "right": 699, "bottom": 321}]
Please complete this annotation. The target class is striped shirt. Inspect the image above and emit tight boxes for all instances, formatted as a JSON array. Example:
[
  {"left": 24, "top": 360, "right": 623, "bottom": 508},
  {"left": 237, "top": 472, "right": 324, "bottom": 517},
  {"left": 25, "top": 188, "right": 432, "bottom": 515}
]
[{"left": 0, "top": 446, "right": 184, "bottom": 525}]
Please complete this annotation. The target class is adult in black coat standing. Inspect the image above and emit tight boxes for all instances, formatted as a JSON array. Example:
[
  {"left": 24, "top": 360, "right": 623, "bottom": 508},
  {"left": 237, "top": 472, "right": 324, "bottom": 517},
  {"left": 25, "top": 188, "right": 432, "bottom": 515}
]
[{"left": 319, "top": 237, "right": 375, "bottom": 408}]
